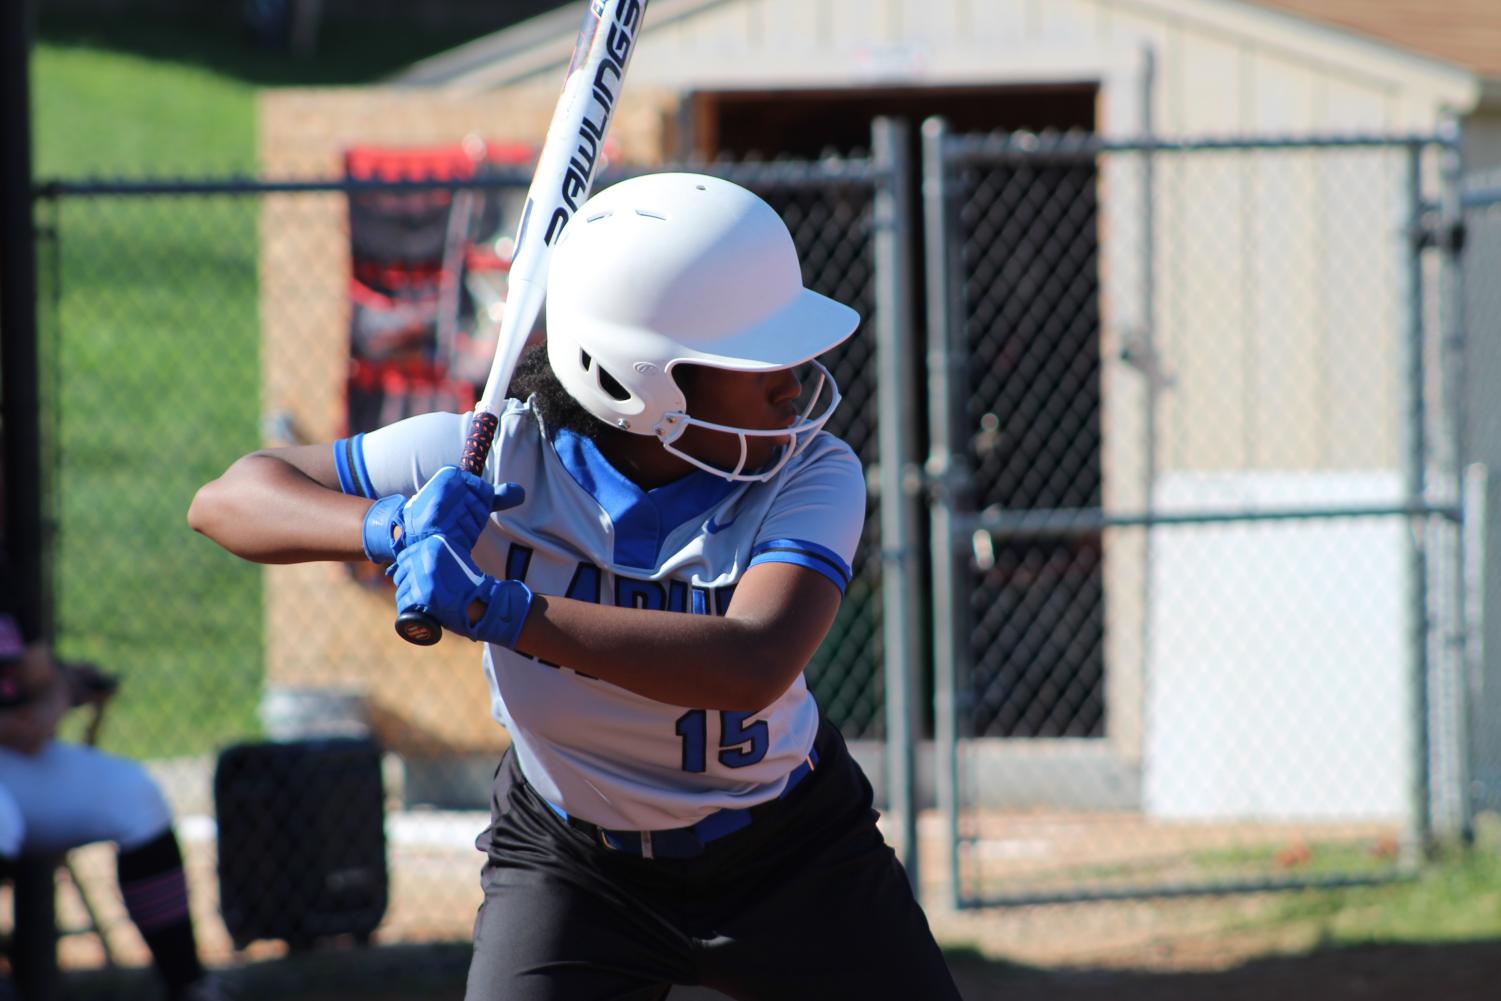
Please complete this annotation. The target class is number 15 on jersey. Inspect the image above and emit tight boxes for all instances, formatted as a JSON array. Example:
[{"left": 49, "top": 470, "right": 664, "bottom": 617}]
[{"left": 675, "top": 710, "right": 768, "bottom": 772}]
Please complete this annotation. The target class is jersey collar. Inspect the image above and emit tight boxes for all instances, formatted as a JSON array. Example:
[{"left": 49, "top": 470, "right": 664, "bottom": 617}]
[{"left": 551, "top": 428, "right": 738, "bottom": 571}]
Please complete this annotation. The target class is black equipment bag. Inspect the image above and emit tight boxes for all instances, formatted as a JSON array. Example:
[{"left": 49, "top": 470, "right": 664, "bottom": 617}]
[{"left": 213, "top": 737, "right": 388, "bottom": 950}]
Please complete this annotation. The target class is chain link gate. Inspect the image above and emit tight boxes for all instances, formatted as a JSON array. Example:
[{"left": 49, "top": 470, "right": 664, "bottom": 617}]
[
  {"left": 1463, "top": 166, "right": 1501, "bottom": 821},
  {"left": 922, "top": 122, "right": 1470, "bottom": 909},
  {"left": 31, "top": 127, "right": 916, "bottom": 978}
]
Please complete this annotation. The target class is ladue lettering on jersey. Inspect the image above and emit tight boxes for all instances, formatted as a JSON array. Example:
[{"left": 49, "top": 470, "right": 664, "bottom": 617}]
[
  {"left": 503, "top": 543, "right": 733, "bottom": 677},
  {"left": 610, "top": 568, "right": 732, "bottom": 615},
  {"left": 504, "top": 545, "right": 732, "bottom": 615}
]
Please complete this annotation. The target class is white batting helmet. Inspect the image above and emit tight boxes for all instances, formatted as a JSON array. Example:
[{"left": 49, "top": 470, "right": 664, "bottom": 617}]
[{"left": 544, "top": 172, "right": 860, "bottom": 481}]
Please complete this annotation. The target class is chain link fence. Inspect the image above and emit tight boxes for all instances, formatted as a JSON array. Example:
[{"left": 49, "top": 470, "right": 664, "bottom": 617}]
[
  {"left": 24, "top": 120, "right": 1495, "bottom": 984},
  {"left": 32, "top": 152, "right": 895, "bottom": 978},
  {"left": 923, "top": 125, "right": 1470, "bottom": 909}
]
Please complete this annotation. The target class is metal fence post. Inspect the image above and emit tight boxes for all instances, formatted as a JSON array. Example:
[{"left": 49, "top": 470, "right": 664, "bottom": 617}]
[
  {"left": 1461, "top": 175, "right": 1501, "bottom": 820},
  {"left": 1403, "top": 142, "right": 1433, "bottom": 853},
  {"left": 2, "top": 0, "right": 47, "bottom": 642},
  {"left": 1461, "top": 462, "right": 1487, "bottom": 837},
  {"left": 922, "top": 117, "right": 970, "bottom": 910},
  {"left": 872, "top": 116, "right": 922, "bottom": 891},
  {"left": 1437, "top": 119, "right": 1473, "bottom": 841}
]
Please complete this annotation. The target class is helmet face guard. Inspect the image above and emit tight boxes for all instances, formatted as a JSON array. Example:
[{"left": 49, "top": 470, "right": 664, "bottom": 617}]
[
  {"left": 655, "top": 360, "right": 841, "bottom": 482},
  {"left": 544, "top": 172, "right": 860, "bottom": 482}
]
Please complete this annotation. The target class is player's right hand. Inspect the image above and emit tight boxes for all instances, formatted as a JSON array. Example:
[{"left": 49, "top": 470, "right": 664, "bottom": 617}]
[
  {"left": 362, "top": 466, "right": 525, "bottom": 564},
  {"left": 390, "top": 535, "right": 534, "bottom": 648}
]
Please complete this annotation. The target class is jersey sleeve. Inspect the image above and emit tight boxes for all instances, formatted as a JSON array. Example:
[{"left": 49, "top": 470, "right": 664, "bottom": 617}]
[
  {"left": 332, "top": 411, "right": 470, "bottom": 500},
  {"left": 749, "top": 435, "right": 866, "bottom": 594}
]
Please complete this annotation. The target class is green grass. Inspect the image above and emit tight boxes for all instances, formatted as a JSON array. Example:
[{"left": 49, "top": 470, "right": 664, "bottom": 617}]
[
  {"left": 32, "top": 13, "right": 488, "bottom": 757},
  {"left": 1189, "top": 839, "right": 1406, "bottom": 880},
  {"left": 33, "top": 13, "right": 486, "bottom": 176},
  {"left": 1221, "top": 822, "right": 1501, "bottom": 948},
  {"left": 43, "top": 193, "right": 265, "bottom": 758},
  {"left": 1260, "top": 844, "right": 1501, "bottom": 946}
]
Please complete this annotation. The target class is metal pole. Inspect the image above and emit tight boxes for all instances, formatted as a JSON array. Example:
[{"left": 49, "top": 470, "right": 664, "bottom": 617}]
[
  {"left": 1437, "top": 120, "right": 1472, "bottom": 840},
  {"left": 872, "top": 117, "right": 922, "bottom": 892},
  {"left": 1, "top": 0, "right": 46, "bottom": 641},
  {"left": 922, "top": 117, "right": 969, "bottom": 910},
  {"left": 1402, "top": 143, "right": 1432, "bottom": 853},
  {"left": 1461, "top": 463, "right": 1487, "bottom": 839},
  {"left": 1138, "top": 47, "right": 1160, "bottom": 754}
]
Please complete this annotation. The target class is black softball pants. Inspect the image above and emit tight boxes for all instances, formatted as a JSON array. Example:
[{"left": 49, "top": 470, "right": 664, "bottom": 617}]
[{"left": 465, "top": 717, "right": 962, "bottom": 1001}]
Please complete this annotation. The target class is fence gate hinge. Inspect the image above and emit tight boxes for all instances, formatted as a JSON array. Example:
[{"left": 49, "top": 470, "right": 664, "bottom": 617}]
[{"left": 1410, "top": 211, "right": 1466, "bottom": 253}]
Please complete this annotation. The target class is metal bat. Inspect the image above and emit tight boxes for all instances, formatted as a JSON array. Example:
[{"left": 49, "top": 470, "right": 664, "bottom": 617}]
[{"left": 396, "top": 0, "right": 649, "bottom": 645}]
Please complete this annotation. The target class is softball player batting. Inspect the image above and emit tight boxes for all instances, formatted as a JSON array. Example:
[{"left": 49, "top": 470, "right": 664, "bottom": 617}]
[{"left": 190, "top": 173, "right": 960, "bottom": 1000}]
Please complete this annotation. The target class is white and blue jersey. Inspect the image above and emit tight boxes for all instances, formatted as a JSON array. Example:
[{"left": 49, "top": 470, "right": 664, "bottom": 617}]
[{"left": 334, "top": 399, "right": 864, "bottom": 831}]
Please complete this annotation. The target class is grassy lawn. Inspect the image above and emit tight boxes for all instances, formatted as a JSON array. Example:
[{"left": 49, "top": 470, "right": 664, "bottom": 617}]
[
  {"left": 32, "top": 13, "right": 485, "bottom": 758},
  {"left": 1248, "top": 833, "right": 1501, "bottom": 947},
  {"left": 42, "top": 192, "right": 265, "bottom": 758}
]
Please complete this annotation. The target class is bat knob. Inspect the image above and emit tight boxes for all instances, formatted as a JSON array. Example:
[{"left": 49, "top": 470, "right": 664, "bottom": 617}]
[{"left": 395, "top": 608, "right": 443, "bottom": 646}]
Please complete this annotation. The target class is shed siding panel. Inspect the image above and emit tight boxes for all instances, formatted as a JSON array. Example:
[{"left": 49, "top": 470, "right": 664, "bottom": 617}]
[
  {"left": 1247, "top": 150, "right": 1323, "bottom": 469},
  {"left": 959, "top": 0, "right": 1031, "bottom": 44},
  {"left": 1247, "top": 53, "right": 1320, "bottom": 132},
  {"left": 1175, "top": 32, "right": 1250, "bottom": 132},
  {"left": 1035, "top": 0, "right": 1109, "bottom": 42},
  {"left": 822, "top": 0, "right": 891, "bottom": 48},
  {"left": 1322, "top": 77, "right": 1396, "bottom": 132},
  {"left": 1318, "top": 148, "right": 1404, "bottom": 469},
  {"left": 1157, "top": 150, "right": 1251, "bottom": 471},
  {"left": 617, "top": 0, "right": 1469, "bottom": 148},
  {"left": 676, "top": 1, "right": 763, "bottom": 50}
]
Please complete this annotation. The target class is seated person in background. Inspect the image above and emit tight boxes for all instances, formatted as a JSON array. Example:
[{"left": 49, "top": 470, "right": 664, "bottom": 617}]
[{"left": 0, "top": 567, "right": 225, "bottom": 1001}]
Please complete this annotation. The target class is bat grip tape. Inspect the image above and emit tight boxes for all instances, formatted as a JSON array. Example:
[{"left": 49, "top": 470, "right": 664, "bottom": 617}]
[{"left": 461, "top": 411, "right": 500, "bottom": 476}]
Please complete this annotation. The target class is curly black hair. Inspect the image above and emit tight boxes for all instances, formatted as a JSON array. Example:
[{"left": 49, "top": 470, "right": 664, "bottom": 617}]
[
  {"left": 508, "top": 344, "right": 611, "bottom": 442},
  {"left": 509, "top": 343, "right": 711, "bottom": 445}
]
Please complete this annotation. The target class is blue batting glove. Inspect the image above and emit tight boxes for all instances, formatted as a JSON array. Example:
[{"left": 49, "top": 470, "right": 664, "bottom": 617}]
[
  {"left": 391, "top": 535, "right": 534, "bottom": 648},
  {"left": 362, "top": 466, "right": 525, "bottom": 564},
  {"left": 362, "top": 495, "right": 406, "bottom": 564}
]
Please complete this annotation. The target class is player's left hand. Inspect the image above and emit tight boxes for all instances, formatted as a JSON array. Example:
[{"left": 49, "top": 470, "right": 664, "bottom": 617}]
[
  {"left": 390, "top": 535, "right": 534, "bottom": 648},
  {"left": 363, "top": 466, "right": 525, "bottom": 564}
]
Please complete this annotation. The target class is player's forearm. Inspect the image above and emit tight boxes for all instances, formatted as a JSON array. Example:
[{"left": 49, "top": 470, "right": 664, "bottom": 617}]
[
  {"left": 188, "top": 453, "right": 370, "bottom": 563},
  {"left": 516, "top": 596, "right": 806, "bottom": 711}
]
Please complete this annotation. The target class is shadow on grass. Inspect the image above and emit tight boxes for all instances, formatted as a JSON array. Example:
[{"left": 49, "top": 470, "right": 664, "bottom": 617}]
[
  {"left": 945, "top": 938, "right": 1501, "bottom": 1001},
  {"left": 61, "top": 940, "right": 473, "bottom": 1001},
  {"left": 56, "top": 937, "right": 1501, "bottom": 1001}
]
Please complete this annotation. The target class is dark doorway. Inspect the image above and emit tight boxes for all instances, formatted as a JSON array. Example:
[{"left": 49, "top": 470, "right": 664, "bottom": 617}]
[
  {"left": 695, "top": 85, "right": 1107, "bottom": 741},
  {"left": 689, "top": 84, "right": 1096, "bottom": 160}
]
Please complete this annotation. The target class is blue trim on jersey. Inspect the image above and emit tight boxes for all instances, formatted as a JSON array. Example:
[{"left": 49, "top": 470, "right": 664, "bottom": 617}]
[
  {"left": 552, "top": 428, "right": 737, "bottom": 570},
  {"left": 749, "top": 538, "right": 853, "bottom": 593},
  {"left": 332, "top": 435, "right": 376, "bottom": 499}
]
